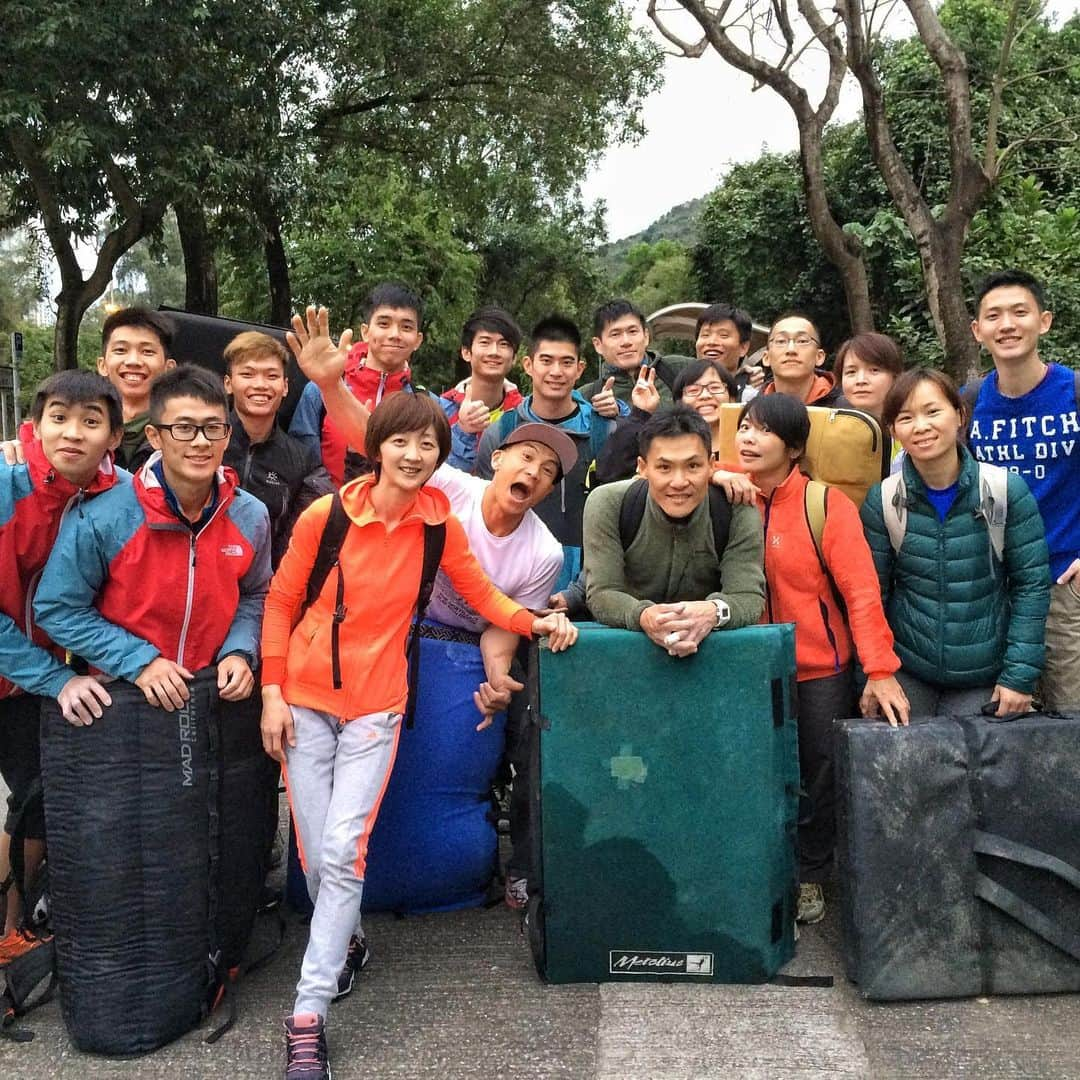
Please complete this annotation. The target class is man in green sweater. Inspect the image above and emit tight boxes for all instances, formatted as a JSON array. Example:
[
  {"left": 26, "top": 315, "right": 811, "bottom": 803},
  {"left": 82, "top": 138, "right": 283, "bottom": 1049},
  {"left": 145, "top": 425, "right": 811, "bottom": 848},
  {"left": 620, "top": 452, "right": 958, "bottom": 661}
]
[{"left": 584, "top": 406, "right": 765, "bottom": 655}]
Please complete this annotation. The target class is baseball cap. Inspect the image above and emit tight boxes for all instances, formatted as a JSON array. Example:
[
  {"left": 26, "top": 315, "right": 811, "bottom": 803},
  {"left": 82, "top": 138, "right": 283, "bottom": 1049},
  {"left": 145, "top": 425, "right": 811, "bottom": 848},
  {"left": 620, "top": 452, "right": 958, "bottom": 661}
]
[{"left": 498, "top": 422, "right": 578, "bottom": 479}]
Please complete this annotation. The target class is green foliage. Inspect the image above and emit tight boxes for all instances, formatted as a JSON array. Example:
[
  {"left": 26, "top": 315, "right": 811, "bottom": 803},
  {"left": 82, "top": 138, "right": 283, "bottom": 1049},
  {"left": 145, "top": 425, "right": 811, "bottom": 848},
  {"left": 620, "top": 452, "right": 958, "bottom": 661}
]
[
  {"left": 600, "top": 197, "right": 705, "bottom": 280},
  {"left": 612, "top": 240, "right": 695, "bottom": 316},
  {"left": 694, "top": 4, "right": 1080, "bottom": 364}
]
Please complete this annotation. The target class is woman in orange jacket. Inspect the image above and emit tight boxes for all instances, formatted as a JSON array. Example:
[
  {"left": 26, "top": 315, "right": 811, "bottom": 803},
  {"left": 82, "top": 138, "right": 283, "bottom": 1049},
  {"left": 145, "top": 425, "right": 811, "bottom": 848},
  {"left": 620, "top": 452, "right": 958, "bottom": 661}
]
[
  {"left": 260, "top": 393, "right": 574, "bottom": 1080},
  {"left": 733, "top": 392, "right": 908, "bottom": 927}
]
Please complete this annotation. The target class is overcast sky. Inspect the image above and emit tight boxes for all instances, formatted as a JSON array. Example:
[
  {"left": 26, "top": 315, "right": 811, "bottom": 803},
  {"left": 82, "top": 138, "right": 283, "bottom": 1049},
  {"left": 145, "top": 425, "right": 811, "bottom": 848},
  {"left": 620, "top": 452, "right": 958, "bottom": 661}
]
[{"left": 584, "top": 0, "right": 1080, "bottom": 242}]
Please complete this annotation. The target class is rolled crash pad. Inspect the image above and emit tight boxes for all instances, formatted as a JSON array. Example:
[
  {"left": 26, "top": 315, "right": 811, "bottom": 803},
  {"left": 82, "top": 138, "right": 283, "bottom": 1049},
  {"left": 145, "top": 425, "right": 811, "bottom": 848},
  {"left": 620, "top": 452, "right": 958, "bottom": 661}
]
[{"left": 40, "top": 670, "right": 271, "bottom": 1055}]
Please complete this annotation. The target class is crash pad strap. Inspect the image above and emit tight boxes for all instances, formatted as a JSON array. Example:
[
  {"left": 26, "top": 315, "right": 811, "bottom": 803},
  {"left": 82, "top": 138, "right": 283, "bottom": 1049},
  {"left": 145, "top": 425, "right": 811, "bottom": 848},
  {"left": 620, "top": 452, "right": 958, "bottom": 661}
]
[{"left": 974, "top": 874, "right": 1080, "bottom": 964}]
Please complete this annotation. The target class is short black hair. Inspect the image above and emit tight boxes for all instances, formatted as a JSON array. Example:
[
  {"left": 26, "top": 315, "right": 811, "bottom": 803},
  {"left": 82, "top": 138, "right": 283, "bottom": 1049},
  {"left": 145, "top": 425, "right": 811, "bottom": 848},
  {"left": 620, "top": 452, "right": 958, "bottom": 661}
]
[
  {"left": 769, "top": 310, "right": 822, "bottom": 345},
  {"left": 461, "top": 306, "right": 522, "bottom": 353},
  {"left": 737, "top": 392, "right": 811, "bottom": 454},
  {"left": 31, "top": 370, "right": 123, "bottom": 432},
  {"left": 592, "top": 299, "right": 646, "bottom": 339},
  {"left": 362, "top": 282, "right": 423, "bottom": 325},
  {"left": 638, "top": 405, "right": 712, "bottom": 460},
  {"left": 149, "top": 365, "right": 229, "bottom": 423},
  {"left": 695, "top": 303, "right": 752, "bottom": 344},
  {"left": 672, "top": 360, "right": 738, "bottom": 402},
  {"left": 529, "top": 315, "right": 581, "bottom": 353},
  {"left": 101, "top": 306, "right": 175, "bottom": 355},
  {"left": 974, "top": 269, "right": 1048, "bottom": 313}
]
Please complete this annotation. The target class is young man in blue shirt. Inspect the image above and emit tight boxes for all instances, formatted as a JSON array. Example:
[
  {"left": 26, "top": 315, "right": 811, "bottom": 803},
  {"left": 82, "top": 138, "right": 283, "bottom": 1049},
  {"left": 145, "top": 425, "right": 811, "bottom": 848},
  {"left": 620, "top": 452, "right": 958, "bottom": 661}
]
[{"left": 967, "top": 269, "right": 1080, "bottom": 710}]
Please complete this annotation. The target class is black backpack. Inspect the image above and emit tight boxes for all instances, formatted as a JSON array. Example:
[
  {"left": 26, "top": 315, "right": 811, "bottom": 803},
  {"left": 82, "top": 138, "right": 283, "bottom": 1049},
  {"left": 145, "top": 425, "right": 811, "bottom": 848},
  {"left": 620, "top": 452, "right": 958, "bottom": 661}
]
[
  {"left": 617, "top": 478, "right": 731, "bottom": 558},
  {"left": 302, "top": 493, "right": 446, "bottom": 727}
]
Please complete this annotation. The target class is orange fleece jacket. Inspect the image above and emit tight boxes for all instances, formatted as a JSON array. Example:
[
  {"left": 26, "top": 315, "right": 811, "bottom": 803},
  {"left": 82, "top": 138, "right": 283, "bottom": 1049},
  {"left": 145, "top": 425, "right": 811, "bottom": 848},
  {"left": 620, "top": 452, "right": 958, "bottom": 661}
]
[
  {"left": 262, "top": 474, "right": 534, "bottom": 719},
  {"left": 757, "top": 468, "right": 899, "bottom": 683},
  {"left": 763, "top": 371, "right": 837, "bottom": 404}
]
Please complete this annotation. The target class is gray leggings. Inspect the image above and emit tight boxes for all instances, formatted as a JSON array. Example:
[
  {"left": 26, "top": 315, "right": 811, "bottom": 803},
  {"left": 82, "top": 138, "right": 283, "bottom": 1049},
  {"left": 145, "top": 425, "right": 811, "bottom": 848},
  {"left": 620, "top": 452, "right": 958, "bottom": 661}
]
[
  {"left": 895, "top": 669, "right": 995, "bottom": 719},
  {"left": 284, "top": 706, "right": 401, "bottom": 1018}
]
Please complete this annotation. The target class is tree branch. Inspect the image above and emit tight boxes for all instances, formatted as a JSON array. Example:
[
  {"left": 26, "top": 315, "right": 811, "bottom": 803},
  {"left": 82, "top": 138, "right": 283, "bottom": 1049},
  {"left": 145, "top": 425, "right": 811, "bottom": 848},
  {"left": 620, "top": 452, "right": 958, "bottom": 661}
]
[
  {"left": 647, "top": 0, "right": 708, "bottom": 57},
  {"left": 984, "top": 0, "right": 1023, "bottom": 178},
  {"left": 4, "top": 124, "right": 81, "bottom": 288}
]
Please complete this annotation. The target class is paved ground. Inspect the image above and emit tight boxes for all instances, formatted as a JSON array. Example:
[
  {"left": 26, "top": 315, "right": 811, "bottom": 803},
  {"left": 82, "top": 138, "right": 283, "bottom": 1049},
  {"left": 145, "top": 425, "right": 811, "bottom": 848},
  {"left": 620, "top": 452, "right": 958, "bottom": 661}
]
[{"left": 3, "top": 877, "right": 1080, "bottom": 1080}]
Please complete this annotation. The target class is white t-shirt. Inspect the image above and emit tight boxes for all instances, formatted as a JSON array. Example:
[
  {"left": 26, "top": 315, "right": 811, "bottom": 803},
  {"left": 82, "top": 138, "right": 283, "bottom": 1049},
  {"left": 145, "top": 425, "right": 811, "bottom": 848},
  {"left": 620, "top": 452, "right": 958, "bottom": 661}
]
[{"left": 425, "top": 465, "right": 563, "bottom": 633}]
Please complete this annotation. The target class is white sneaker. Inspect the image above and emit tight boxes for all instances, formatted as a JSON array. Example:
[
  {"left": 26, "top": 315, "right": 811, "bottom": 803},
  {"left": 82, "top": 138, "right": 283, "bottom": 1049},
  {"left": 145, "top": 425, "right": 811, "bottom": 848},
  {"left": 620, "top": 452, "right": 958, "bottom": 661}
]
[
  {"left": 797, "top": 882, "right": 825, "bottom": 924},
  {"left": 504, "top": 876, "right": 528, "bottom": 910}
]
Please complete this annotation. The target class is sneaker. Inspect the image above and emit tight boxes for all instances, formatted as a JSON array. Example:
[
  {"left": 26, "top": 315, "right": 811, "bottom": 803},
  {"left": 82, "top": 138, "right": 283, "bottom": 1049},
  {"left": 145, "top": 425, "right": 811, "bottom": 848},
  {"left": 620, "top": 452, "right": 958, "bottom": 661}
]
[
  {"left": 331, "top": 935, "right": 370, "bottom": 1003},
  {"left": 0, "top": 927, "right": 52, "bottom": 966},
  {"left": 284, "top": 1012, "right": 330, "bottom": 1080},
  {"left": 796, "top": 882, "right": 826, "bottom": 925},
  {"left": 504, "top": 875, "right": 528, "bottom": 910}
]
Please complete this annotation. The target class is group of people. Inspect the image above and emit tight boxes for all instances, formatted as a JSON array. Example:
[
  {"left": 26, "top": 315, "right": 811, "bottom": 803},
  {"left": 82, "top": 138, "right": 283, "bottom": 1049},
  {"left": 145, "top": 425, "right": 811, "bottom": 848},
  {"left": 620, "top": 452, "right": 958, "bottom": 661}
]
[{"left": 0, "top": 268, "right": 1076, "bottom": 1079}]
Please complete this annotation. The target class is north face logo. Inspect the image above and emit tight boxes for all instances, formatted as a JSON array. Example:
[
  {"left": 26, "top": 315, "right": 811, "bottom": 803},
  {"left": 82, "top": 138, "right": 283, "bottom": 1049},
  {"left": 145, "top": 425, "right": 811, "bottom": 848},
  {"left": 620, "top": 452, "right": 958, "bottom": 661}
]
[{"left": 220, "top": 544, "right": 244, "bottom": 557}]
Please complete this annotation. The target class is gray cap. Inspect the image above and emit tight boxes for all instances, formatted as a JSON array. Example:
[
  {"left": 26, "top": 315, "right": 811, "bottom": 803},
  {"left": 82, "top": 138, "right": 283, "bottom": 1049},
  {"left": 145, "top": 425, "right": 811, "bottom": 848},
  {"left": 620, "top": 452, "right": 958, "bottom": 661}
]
[{"left": 498, "top": 421, "right": 578, "bottom": 479}]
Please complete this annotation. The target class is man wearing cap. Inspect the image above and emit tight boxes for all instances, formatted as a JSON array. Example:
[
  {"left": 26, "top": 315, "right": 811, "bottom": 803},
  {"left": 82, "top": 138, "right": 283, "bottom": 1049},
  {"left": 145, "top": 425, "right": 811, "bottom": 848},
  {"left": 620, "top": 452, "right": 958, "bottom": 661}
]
[{"left": 287, "top": 312, "right": 577, "bottom": 911}]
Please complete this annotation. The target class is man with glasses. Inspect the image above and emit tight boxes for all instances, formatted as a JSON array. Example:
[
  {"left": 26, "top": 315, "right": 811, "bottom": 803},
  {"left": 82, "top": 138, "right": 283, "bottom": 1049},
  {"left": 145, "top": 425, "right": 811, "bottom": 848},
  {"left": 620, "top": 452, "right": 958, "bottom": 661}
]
[
  {"left": 762, "top": 313, "right": 843, "bottom": 406},
  {"left": 35, "top": 366, "right": 271, "bottom": 713}
]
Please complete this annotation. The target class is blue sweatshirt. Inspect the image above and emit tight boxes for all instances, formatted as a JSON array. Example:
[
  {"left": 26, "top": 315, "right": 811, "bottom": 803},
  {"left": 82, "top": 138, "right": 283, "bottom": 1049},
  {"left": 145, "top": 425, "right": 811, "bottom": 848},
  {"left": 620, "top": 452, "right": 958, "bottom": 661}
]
[{"left": 967, "top": 363, "right": 1080, "bottom": 580}]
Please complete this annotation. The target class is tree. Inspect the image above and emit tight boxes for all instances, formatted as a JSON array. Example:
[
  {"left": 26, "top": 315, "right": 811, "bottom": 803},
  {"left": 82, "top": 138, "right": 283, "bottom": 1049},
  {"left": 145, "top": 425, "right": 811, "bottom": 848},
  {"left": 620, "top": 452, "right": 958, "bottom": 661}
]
[
  {"left": 646, "top": 0, "right": 875, "bottom": 333},
  {"left": 650, "top": 0, "right": 1079, "bottom": 378}
]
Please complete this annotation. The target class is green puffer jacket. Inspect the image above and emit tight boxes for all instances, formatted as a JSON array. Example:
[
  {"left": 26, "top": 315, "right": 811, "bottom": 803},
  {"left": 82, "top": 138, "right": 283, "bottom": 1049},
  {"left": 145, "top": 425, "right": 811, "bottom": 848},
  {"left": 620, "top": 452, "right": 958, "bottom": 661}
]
[{"left": 859, "top": 447, "right": 1050, "bottom": 693}]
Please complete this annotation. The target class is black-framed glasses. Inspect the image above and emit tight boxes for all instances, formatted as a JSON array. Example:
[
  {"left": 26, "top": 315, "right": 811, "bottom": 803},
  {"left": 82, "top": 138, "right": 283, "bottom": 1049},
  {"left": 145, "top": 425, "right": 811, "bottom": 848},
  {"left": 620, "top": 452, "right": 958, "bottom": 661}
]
[
  {"left": 152, "top": 421, "right": 231, "bottom": 442},
  {"left": 768, "top": 335, "right": 819, "bottom": 349},
  {"left": 681, "top": 382, "right": 729, "bottom": 400}
]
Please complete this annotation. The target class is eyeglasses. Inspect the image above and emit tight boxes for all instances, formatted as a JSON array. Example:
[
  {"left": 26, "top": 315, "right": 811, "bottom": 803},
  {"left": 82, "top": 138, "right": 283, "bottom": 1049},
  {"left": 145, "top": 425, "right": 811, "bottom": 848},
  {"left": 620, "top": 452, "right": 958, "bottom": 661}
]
[
  {"left": 681, "top": 383, "right": 729, "bottom": 400},
  {"left": 768, "top": 335, "right": 819, "bottom": 349},
  {"left": 153, "top": 422, "right": 231, "bottom": 442}
]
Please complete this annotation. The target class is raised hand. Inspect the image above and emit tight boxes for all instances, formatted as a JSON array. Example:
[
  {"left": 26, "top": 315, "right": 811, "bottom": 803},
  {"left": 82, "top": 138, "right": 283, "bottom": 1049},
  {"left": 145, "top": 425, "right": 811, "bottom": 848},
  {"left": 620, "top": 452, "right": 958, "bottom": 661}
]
[
  {"left": 286, "top": 305, "right": 353, "bottom": 389},
  {"left": 631, "top": 365, "right": 661, "bottom": 414},
  {"left": 456, "top": 381, "right": 492, "bottom": 435},
  {"left": 591, "top": 376, "right": 619, "bottom": 419}
]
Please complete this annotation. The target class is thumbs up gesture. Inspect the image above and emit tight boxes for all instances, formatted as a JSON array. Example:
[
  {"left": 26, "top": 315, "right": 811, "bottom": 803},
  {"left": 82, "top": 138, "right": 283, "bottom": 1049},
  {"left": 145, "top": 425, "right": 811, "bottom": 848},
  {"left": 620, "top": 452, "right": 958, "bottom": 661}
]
[
  {"left": 456, "top": 380, "right": 493, "bottom": 435},
  {"left": 591, "top": 375, "right": 620, "bottom": 419}
]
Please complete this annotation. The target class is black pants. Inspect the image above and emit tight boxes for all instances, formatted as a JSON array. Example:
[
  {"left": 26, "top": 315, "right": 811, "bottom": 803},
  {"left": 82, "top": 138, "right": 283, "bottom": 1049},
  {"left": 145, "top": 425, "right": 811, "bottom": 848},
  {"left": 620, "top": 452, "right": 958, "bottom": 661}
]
[
  {"left": 0, "top": 694, "right": 45, "bottom": 841},
  {"left": 796, "top": 668, "right": 856, "bottom": 883}
]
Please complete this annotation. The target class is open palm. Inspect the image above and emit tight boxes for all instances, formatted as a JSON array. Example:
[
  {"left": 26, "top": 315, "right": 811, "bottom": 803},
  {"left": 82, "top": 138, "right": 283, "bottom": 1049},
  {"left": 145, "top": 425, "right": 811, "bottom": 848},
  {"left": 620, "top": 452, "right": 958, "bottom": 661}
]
[{"left": 287, "top": 305, "right": 353, "bottom": 388}]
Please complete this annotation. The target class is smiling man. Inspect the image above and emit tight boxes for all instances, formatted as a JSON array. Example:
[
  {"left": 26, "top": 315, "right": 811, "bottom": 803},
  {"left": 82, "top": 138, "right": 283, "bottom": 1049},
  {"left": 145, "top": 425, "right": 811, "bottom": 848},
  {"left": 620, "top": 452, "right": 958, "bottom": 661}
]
[
  {"left": 966, "top": 269, "right": 1080, "bottom": 710},
  {"left": 288, "top": 283, "right": 427, "bottom": 485},
  {"left": 438, "top": 307, "right": 525, "bottom": 473},
  {"left": 35, "top": 366, "right": 271, "bottom": 714},
  {"left": 762, "top": 312, "right": 842, "bottom": 406},
  {"left": 222, "top": 332, "right": 332, "bottom": 568},
  {"left": 584, "top": 406, "right": 764, "bottom": 655},
  {"left": 95, "top": 307, "right": 178, "bottom": 470}
]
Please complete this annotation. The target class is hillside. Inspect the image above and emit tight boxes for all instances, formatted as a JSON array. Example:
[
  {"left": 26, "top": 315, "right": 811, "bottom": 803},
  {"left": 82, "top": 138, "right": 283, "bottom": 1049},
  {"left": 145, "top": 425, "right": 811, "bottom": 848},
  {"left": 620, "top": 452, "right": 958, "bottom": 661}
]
[{"left": 599, "top": 196, "right": 705, "bottom": 280}]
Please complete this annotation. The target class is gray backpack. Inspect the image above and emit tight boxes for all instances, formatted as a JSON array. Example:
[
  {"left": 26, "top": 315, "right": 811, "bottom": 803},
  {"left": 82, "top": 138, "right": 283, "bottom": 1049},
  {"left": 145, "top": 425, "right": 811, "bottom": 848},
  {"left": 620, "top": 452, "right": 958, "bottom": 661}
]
[{"left": 880, "top": 463, "right": 1008, "bottom": 564}]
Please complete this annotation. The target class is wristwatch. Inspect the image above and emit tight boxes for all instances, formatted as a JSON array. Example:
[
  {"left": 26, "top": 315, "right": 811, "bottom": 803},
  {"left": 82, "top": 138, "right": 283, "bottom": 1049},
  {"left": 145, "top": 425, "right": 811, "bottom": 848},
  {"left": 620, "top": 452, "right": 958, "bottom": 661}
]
[{"left": 710, "top": 598, "right": 731, "bottom": 628}]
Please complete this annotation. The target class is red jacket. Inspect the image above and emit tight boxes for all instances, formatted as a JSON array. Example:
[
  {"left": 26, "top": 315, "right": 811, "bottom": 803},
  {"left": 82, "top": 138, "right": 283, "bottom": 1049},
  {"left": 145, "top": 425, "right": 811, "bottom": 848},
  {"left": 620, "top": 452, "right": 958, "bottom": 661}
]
[
  {"left": 34, "top": 456, "right": 272, "bottom": 682},
  {"left": 757, "top": 468, "right": 898, "bottom": 682},
  {"left": 0, "top": 435, "right": 121, "bottom": 700}
]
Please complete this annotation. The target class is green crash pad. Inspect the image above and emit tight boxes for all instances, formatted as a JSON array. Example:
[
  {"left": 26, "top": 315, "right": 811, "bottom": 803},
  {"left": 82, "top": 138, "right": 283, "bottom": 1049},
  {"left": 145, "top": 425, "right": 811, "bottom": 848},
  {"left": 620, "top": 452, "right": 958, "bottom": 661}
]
[{"left": 527, "top": 622, "right": 799, "bottom": 984}]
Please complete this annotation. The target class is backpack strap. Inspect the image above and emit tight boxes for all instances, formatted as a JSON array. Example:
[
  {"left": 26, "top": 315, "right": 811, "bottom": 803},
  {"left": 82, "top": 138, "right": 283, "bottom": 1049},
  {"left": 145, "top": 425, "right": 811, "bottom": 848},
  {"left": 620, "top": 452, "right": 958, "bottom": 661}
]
[
  {"left": 617, "top": 478, "right": 650, "bottom": 550},
  {"left": 404, "top": 522, "right": 447, "bottom": 730},
  {"left": 804, "top": 480, "right": 829, "bottom": 570},
  {"left": 618, "top": 479, "right": 731, "bottom": 561},
  {"left": 652, "top": 357, "right": 678, "bottom": 393},
  {"left": 961, "top": 375, "right": 986, "bottom": 440},
  {"left": 803, "top": 480, "right": 846, "bottom": 615},
  {"left": 706, "top": 486, "right": 732, "bottom": 563},
  {"left": 302, "top": 493, "right": 350, "bottom": 616},
  {"left": 879, "top": 471, "right": 908, "bottom": 554},
  {"left": 976, "top": 462, "right": 1009, "bottom": 564},
  {"left": 300, "top": 493, "right": 353, "bottom": 691}
]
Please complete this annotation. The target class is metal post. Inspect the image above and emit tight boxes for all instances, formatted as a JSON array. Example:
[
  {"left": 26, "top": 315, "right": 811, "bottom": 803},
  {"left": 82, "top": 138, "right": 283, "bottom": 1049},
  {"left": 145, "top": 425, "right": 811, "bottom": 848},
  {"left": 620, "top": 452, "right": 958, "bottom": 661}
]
[
  {"left": 10, "top": 332, "right": 22, "bottom": 428},
  {"left": 1, "top": 391, "right": 8, "bottom": 441}
]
